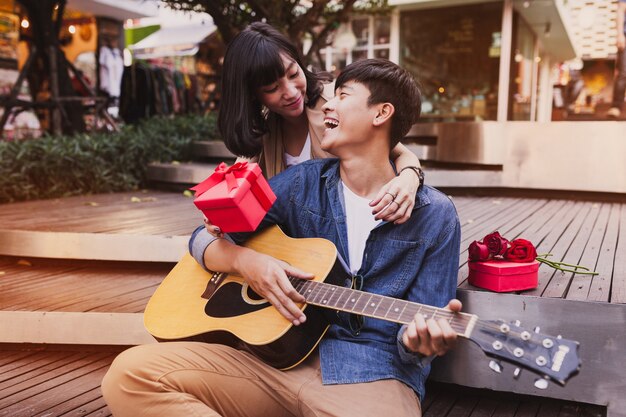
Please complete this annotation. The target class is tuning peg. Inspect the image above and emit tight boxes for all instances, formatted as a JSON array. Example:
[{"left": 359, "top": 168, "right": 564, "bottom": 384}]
[
  {"left": 489, "top": 360, "right": 502, "bottom": 374},
  {"left": 557, "top": 335, "right": 562, "bottom": 339},
  {"left": 514, "top": 320, "right": 521, "bottom": 327},
  {"left": 534, "top": 326, "right": 541, "bottom": 333},
  {"left": 513, "top": 367, "right": 521, "bottom": 379},
  {"left": 534, "top": 378, "right": 549, "bottom": 389}
]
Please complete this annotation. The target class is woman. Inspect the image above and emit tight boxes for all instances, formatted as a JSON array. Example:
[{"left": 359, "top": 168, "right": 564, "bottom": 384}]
[{"left": 210, "top": 22, "right": 423, "bottom": 233}]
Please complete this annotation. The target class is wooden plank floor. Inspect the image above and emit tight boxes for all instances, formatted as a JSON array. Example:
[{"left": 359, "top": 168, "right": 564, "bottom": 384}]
[
  {"left": 0, "top": 192, "right": 619, "bottom": 415},
  {"left": 452, "top": 197, "right": 626, "bottom": 304},
  {"left": 0, "top": 257, "right": 170, "bottom": 313},
  {"left": 1, "top": 194, "right": 624, "bottom": 318},
  {"left": 0, "top": 191, "right": 200, "bottom": 236},
  {"left": 422, "top": 380, "right": 604, "bottom": 417},
  {"left": 0, "top": 345, "right": 606, "bottom": 417},
  {"left": 0, "top": 345, "right": 118, "bottom": 417}
]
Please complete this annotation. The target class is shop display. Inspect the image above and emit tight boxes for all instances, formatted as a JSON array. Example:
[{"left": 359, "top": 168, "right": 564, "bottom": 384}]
[{"left": 0, "top": 11, "right": 18, "bottom": 62}]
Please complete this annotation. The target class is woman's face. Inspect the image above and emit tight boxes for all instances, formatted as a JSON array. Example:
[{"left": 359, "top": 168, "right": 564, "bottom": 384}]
[{"left": 256, "top": 53, "right": 307, "bottom": 120}]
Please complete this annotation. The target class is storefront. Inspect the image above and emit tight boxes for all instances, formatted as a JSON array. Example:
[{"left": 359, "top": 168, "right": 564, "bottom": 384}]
[
  {"left": 556, "top": 0, "right": 622, "bottom": 119},
  {"left": 126, "top": 22, "right": 224, "bottom": 116},
  {"left": 0, "top": 0, "right": 38, "bottom": 138},
  {"left": 318, "top": 0, "right": 577, "bottom": 123},
  {"left": 0, "top": 0, "right": 156, "bottom": 138}
]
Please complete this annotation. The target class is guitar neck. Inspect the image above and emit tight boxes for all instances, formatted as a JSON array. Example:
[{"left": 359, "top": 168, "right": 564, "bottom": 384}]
[{"left": 290, "top": 277, "right": 478, "bottom": 338}]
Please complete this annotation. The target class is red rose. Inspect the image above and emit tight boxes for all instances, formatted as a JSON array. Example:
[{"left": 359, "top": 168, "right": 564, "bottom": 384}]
[
  {"left": 504, "top": 239, "right": 537, "bottom": 262},
  {"left": 483, "top": 231, "right": 509, "bottom": 256},
  {"left": 468, "top": 240, "right": 490, "bottom": 261}
]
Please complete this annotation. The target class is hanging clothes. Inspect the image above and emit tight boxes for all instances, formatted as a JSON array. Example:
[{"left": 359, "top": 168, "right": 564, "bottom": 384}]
[
  {"left": 99, "top": 46, "right": 124, "bottom": 98},
  {"left": 120, "top": 62, "right": 202, "bottom": 123}
]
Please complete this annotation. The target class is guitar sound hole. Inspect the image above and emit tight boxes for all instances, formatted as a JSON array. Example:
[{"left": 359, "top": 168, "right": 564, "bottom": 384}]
[
  {"left": 246, "top": 286, "right": 263, "bottom": 301},
  {"left": 204, "top": 282, "right": 270, "bottom": 318}
]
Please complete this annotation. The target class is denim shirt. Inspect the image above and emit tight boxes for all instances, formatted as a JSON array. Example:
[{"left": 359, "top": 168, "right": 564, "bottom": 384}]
[{"left": 189, "top": 159, "right": 460, "bottom": 401}]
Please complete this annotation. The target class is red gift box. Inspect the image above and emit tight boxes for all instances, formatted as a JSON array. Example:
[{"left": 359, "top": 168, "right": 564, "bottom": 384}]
[
  {"left": 190, "top": 161, "right": 276, "bottom": 233},
  {"left": 468, "top": 260, "right": 539, "bottom": 292}
]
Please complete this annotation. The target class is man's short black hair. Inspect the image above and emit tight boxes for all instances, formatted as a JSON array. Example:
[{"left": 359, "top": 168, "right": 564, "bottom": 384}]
[{"left": 335, "top": 58, "right": 421, "bottom": 149}]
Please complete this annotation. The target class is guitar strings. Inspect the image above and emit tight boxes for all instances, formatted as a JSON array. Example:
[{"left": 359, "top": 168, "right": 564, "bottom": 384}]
[
  {"left": 286, "top": 279, "right": 563, "bottom": 380},
  {"left": 290, "top": 277, "right": 554, "bottom": 342},
  {"left": 291, "top": 278, "right": 473, "bottom": 332}
]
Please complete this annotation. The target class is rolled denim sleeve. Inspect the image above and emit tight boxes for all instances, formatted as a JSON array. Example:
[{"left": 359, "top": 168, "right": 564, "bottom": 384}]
[
  {"left": 188, "top": 225, "right": 234, "bottom": 271},
  {"left": 396, "top": 324, "right": 435, "bottom": 368}
]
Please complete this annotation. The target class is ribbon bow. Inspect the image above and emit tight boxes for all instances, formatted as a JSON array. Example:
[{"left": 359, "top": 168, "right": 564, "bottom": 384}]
[{"left": 191, "top": 161, "right": 249, "bottom": 196}]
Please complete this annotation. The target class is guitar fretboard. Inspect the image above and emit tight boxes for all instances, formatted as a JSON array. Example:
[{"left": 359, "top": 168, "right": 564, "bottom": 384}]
[{"left": 289, "top": 277, "right": 477, "bottom": 337}]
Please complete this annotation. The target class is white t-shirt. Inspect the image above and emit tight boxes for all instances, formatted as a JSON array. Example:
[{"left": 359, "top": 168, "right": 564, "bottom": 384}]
[
  {"left": 342, "top": 182, "right": 381, "bottom": 274},
  {"left": 284, "top": 134, "right": 312, "bottom": 167}
]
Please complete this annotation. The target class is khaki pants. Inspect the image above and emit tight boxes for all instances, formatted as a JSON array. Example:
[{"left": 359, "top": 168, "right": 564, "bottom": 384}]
[{"left": 102, "top": 342, "right": 422, "bottom": 417}]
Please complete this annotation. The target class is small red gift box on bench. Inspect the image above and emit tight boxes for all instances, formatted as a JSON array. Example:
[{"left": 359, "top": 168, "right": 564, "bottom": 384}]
[
  {"left": 468, "top": 260, "right": 539, "bottom": 293},
  {"left": 190, "top": 161, "right": 276, "bottom": 233}
]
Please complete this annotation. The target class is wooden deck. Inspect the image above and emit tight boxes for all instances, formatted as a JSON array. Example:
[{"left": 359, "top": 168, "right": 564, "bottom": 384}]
[
  {"left": 1, "top": 192, "right": 623, "bottom": 305},
  {"left": 1, "top": 190, "right": 622, "bottom": 416},
  {"left": 0, "top": 257, "right": 169, "bottom": 313},
  {"left": 0, "top": 345, "right": 118, "bottom": 417},
  {"left": 0, "top": 345, "right": 604, "bottom": 417},
  {"left": 0, "top": 191, "right": 198, "bottom": 235},
  {"left": 453, "top": 196, "right": 625, "bottom": 303}
]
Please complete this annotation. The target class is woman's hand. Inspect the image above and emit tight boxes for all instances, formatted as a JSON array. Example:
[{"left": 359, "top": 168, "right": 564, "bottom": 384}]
[
  {"left": 203, "top": 215, "right": 224, "bottom": 238},
  {"left": 402, "top": 299, "right": 462, "bottom": 356},
  {"left": 370, "top": 169, "right": 420, "bottom": 224}
]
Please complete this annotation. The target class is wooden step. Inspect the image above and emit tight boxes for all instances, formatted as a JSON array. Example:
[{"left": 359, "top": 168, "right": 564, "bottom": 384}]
[
  {"left": 192, "top": 140, "right": 236, "bottom": 159},
  {"left": 147, "top": 161, "right": 222, "bottom": 185},
  {"left": 0, "top": 256, "right": 170, "bottom": 314},
  {"left": 0, "top": 191, "right": 200, "bottom": 261},
  {"left": 0, "top": 256, "right": 167, "bottom": 345}
]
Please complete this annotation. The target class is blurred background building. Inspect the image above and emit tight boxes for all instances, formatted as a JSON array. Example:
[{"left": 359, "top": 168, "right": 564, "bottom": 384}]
[
  {"left": 1, "top": 0, "right": 625, "bottom": 193},
  {"left": 317, "top": 0, "right": 578, "bottom": 123}
]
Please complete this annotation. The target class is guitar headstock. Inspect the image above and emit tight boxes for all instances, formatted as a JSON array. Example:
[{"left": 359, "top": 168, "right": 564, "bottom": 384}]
[{"left": 467, "top": 319, "right": 580, "bottom": 386}]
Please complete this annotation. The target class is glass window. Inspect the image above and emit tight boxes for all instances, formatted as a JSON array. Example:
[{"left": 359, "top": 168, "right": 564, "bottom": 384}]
[
  {"left": 400, "top": 3, "right": 503, "bottom": 121},
  {"left": 316, "top": 15, "right": 391, "bottom": 74},
  {"left": 330, "top": 50, "right": 348, "bottom": 78},
  {"left": 353, "top": 18, "right": 369, "bottom": 47},
  {"left": 352, "top": 49, "right": 368, "bottom": 62},
  {"left": 374, "top": 16, "right": 390, "bottom": 45},
  {"left": 374, "top": 48, "right": 389, "bottom": 60}
]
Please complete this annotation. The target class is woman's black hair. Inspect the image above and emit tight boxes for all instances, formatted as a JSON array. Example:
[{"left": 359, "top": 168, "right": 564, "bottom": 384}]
[{"left": 218, "top": 22, "right": 331, "bottom": 158}]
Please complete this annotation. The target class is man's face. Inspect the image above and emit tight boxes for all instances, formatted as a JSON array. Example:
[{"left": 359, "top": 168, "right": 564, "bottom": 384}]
[{"left": 321, "top": 81, "right": 378, "bottom": 153}]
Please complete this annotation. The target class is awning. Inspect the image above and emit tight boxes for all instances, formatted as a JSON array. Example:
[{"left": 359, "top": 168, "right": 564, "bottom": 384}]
[
  {"left": 129, "top": 24, "right": 216, "bottom": 59},
  {"left": 514, "top": 0, "right": 578, "bottom": 62},
  {"left": 390, "top": 0, "right": 578, "bottom": 62},
  {"left": 67, "top": 0, "right": 158, "bottom": 20}
]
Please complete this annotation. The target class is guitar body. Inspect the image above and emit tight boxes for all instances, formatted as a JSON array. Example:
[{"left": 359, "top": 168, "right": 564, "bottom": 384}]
[
  {"left": 145, "top": 226, "right": 582, "bottom": 385},
  {"left": 144, "top": 226, "right": 349, "bottom": 370}
]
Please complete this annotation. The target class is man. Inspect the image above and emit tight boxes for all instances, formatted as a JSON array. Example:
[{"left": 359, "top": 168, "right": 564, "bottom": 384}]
[
  {"left": 608, "top": 0, "right": 626, "bottom": 118},
  {"left": 102, "top": 59, "right": 461, "bottom": 417}
]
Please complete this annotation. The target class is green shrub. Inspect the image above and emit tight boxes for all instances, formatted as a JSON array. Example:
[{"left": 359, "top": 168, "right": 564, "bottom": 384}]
[{"left": 0, "top": 113, "right": 219, "bottom": 203}]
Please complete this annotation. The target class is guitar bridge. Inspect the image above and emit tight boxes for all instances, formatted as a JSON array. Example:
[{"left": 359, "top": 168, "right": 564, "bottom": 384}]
[{"left": 201, "top": 271, "right": 226, "bottom": 300}]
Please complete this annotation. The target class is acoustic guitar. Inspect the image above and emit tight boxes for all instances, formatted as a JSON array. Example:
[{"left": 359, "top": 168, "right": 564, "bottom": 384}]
[{"left": 144, "top": 226, "right": 580, "bottom": 386}]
